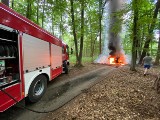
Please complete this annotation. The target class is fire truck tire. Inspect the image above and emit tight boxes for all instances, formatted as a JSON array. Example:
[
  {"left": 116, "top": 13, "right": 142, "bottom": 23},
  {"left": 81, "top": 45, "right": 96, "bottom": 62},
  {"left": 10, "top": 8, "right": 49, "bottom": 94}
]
[
  {"left": 27, "top": 75, "right": 47, "bottom": 103},
  {"left": 64, "top": 62, "right": 68, "bottom": 74}
]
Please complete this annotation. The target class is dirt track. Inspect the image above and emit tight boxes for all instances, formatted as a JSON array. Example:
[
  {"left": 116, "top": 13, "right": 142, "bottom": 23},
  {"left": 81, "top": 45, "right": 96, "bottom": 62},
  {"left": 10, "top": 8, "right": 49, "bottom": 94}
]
[
  {"left": 1, "top": 64, "right": 160, "bottom": 120},
  {"left": 0, "top": 64, "right": 114, "bottom": 120},
  {"left": 42, "top": 65, "right": 160, "bottom": 120}
]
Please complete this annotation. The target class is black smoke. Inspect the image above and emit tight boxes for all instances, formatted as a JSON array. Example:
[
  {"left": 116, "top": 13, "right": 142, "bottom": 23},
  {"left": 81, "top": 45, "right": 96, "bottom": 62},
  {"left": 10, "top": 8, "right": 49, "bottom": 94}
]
[{"left": 108, "top": 0, "right": 123, "bottom": 56}]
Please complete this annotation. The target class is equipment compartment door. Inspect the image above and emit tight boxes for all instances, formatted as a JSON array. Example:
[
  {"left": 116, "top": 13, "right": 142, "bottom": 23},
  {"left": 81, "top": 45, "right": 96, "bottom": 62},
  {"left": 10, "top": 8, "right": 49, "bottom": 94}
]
[
  {"left": 0, "top": 24, "right": 22, "bottom": 112},
  {"left": 50, "top": 44, "right": 63, "bottom": 80}
]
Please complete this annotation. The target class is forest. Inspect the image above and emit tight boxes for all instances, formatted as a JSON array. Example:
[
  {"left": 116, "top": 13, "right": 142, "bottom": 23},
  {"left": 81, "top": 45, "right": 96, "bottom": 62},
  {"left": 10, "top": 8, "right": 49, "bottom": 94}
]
[
  {"left": 1, "top": 1, "right": 160, "bottom": 119},
  {"left": 1, "top": 0, "right": 160, "bottom": 70}
]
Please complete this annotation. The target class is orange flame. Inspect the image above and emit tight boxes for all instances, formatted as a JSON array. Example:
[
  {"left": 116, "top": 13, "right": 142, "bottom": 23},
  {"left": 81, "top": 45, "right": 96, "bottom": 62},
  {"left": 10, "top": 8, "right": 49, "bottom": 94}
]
[
  {"left": 109, "top": 58, "right": 116, "bottom": 64},
  {"left": 107, "top": 54, "right": 126, "bottom": 65}
]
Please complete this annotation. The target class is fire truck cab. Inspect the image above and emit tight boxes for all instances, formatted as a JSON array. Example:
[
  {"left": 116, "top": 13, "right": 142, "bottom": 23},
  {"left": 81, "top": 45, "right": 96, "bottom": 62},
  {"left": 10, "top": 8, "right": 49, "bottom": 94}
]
[{"left": 0, "top": 3, "right": 69, "bottom": 112}]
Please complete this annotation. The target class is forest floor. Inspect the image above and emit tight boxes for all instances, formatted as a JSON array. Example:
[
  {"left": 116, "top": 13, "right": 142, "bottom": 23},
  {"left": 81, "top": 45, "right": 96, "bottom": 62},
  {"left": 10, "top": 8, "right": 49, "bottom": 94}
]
[{"left": 41, "top": 63, "right": 160, "bottom": 120}]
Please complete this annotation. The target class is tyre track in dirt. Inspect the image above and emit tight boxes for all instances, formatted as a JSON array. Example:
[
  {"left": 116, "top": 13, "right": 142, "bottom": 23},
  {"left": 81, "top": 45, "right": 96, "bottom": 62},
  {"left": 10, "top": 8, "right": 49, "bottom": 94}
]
[{"left": 0, "top": 65, "right": 115, "bottom": 120}]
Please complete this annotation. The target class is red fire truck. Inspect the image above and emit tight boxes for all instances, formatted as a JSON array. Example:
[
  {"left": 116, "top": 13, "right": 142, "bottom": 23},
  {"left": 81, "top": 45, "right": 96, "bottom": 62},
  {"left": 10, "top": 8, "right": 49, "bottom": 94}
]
[{"left": 0, "top": 3, "right": 69, "bottom": 112}]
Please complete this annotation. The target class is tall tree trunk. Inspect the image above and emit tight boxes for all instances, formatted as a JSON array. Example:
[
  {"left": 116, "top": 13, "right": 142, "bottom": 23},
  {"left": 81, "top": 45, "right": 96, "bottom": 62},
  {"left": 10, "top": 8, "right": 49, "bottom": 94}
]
[
  {"left": 92, "top": 34, "right": 99, "bottom": 56},
  {"left": 77, "top": 0, "right": 84, "bottom": 66},
  {"left": 26, "top": 0, "right": 32, "bottom": 19},
  {"left": 155, "top": 8, "right": 160, "bottom": 65},
  {"left": 154, "top": 34, "right": 160, "bottom": 65},
  {"left": 130, "top": 0, "right": 138, "bottom": 71},
  {"left": 138, "top": 27, "right": 145, "bottom": 59},
  {"left": 89, "top": 19, "right": 95, "bottom": 58},
  {"left": 11, "top": 0, "right": 14, "bottom": 9},
  {"left": 70, "top": 0, "right": 79, "bottom": 63},
  {"left": 36, "top": 0, "right": 40, "bottom": 25},
  {"left": 90, "top": 32, "right": 93, "bottom": 57},
  {"left": 139, "top": 0, "right": 160, "bottom": 64},
  {"left": 51, "top": 4, "right": 54, "bottom": 35},
  {"left": 1, "top": 0, "right": 9, "bottom": 6},
  {"left": 42, "top": 0, "right": 46, "bottom": 28},
  {"left": 91, "top": 36, "right": 97, "bottom": 61},
  {"left": 99, "top": 0, "right": 102, "bottom": 54},
  {"left": 59, "top": 14, "right": 63, "bottom": 39},
  {"left": 88, "top": 12, "right": 94, "bottom": 58},
  {"left": 52, "top": 14, "right": 54, "bottom": 35}
]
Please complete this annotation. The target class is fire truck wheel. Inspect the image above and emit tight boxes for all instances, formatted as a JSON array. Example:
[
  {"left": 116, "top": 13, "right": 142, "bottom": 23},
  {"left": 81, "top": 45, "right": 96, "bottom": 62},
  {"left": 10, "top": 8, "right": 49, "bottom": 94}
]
[
  {"left": 27, "top": 75, "right": 47, "bottom": 103},
  {"left": 64, "top": 62, "right": 68, "bottom": 74}
]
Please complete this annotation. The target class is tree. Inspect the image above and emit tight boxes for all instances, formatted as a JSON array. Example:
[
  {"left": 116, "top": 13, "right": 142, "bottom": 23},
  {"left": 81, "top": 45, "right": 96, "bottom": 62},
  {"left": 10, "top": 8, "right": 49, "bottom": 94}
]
[
  {"left": 139, "top": 0, "right": 160, "bottom": 64},
  {"left": 154, "top": 32, "right": 160, "bottom": 65},
  {"left": 36, "top": 0, "right": 40, "bottom": 25},
  {"left": 42, "top": 0, "right": 46, "bottom": 28},
  {"left": 77, "top": 0, "right": 85, "bottom": 66},
  {"left": 11, "top": 0, "right": 14, "bottom": 9},
  {"left": 11, "top": 0, "right": 104, "bottom": 64},
  {"left": 26, "top": 0, "right": 32, "bottom": 19},
  {"left": 69, "top": 0, "right": 87, "bottom": 66},
  {"left": 98, "top": 0, "right": 102, "bottom": 54},
  {"left": 70, "top": 0, "right": 79, "bottom": 63},
  {"left": 154, "top": 8, "right": 160, "bottom": 65},
  {"left": 130, "top": 0, "right": 139, "bottom": 71}
]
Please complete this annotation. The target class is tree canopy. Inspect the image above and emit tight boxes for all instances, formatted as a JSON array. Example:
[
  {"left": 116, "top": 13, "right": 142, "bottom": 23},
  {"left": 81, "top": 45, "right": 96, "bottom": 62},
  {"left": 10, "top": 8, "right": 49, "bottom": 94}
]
[{"left": 1, "top": 0, "right": 160, "bottom": 69}]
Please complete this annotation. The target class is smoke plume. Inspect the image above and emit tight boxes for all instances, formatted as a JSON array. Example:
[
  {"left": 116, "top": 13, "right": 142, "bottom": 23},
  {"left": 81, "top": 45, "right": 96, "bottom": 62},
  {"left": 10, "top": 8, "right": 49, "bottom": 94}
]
[
  {"left": 95, "top": 0, "right": 125, "bottom": 64},
  {"left": 108, "top": 0, "right": 123, "bottom": 56}
]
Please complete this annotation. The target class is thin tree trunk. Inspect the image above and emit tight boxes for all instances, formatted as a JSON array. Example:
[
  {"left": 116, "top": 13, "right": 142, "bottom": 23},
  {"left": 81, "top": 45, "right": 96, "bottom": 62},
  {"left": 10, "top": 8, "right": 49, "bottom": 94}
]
[
  {"left": 42, "top": 0, "right": 46, "bottom": 28},
  {"left": 154, "top": 35, "right": 160, "bottom": 65},
  {"left": 92, "top": 34, "right": 99, "bottom": 56},
  {"left": 130, "top": 0, "right": 138, "bottom": 71},
  {"left": 52, "top": 14, "right": 54, "bottom": 35},
  {"left": 139, "top": 0, "right": 160, "bottom": 64},
  {"left": 26, "top": 0, "right": 31, "bottom": 19},
  {"left": 59, "top": 15, "right": 63, "bottom": 39},
  {"left": 1, "top": 0, "right": 9, "bottom": 6},
  {"left": 26, "top": 0, "right": 29, "bottom": 18},
  {"left": 99, "top": 0, "right": 102, "bottom": 54},
  {"left": 70, "top": 0, "right": 79, "bottom": 63},
  {"left": 51, "top": 3, "right": 54, "bottom": 35},
  {"left": 138, "top": 27, "right": 145, "bottom": 59},
  {"left": 77, "top": 0, "right": 84, "bottom": 66},
  {"left": 90, "top": 32, "right": 93, "bottom": 57},
  {"left": 91, "top": 36, "right": 98, "bottom": 61},
  {"left": 88, "top": 12, "right": 94, "bottom": 57},
  {"left": 155, "top": 9, "right": 160, "bottom": 65},
  {"left": 36, "top": 0, "right": 40, "bottom": 25},
  {"left": 11, "top": 0, "right": 14, "bottom": 9}
]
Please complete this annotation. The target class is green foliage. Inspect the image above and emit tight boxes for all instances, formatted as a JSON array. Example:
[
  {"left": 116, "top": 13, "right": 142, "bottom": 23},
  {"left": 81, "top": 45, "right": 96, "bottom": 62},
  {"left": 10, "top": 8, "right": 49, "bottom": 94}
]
[
  {"left": 8, "top": 0, "right": 160, "bottom": 64},
  {"left": 69, "top": 55, "right": 98, "bottom": 64},
  {"left": 10, "top": 0, "right": 103, "bottom": 56},
  {"left": 12, "top": 0, "right": 27, "bottom": 16},
  {"left": 122, "top": 0, "right": 159, "bottom": 56}
]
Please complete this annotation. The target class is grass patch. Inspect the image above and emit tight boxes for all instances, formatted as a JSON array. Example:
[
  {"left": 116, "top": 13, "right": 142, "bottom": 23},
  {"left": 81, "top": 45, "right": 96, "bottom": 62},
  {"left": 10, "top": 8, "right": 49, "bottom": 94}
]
[{"left": 69, "top": 55, "right": 98, "bottom": 64}]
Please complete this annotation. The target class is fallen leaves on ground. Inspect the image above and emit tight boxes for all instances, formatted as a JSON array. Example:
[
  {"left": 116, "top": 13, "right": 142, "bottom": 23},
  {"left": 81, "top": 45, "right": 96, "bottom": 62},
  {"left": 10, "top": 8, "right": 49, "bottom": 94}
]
[{"left": 43, "top": 65, "right": 160, "bottom": 120}]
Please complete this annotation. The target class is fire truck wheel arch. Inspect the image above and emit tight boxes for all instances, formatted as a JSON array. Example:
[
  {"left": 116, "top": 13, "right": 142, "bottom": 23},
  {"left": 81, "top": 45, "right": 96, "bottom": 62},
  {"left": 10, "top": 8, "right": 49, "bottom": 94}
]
[
  {"left": 24, "top": 67, "right": 50, "bottom": 97},
  {"left": 26, "top": 74, "right": 47, "bottom": 103}
]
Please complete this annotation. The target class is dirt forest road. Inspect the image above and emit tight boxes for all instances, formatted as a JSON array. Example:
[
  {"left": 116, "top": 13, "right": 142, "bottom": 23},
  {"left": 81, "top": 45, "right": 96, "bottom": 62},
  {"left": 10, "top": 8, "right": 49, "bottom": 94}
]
[
  {"left": 0, "top": 64, "right": 114, "bottom": 120},
  {"left": 40, "top": 65, "right": 160, "bottom": 120}
]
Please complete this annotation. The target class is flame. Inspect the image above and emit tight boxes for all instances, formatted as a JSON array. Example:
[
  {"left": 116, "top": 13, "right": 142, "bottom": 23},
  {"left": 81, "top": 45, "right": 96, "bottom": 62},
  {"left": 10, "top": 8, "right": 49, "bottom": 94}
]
[
  {"left": 107, "top": 54, "right": 126, "bottom": 65},
  {"left": 109, "top": 57, "right": 116, "bottom": 64}
]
